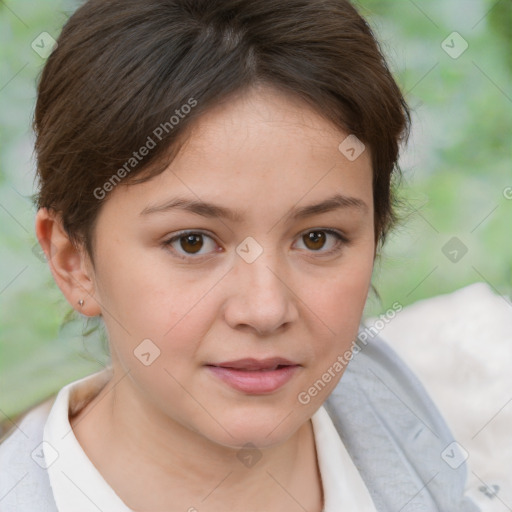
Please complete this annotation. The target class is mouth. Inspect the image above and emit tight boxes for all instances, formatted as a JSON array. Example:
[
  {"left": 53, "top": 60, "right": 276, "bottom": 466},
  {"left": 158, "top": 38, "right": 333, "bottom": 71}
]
[
  {"left": 217, "top": 364, "right": 292, "bottom": 372},
  {"left": 208, "top": 357, "right": 299, "bottom": 371},
  {"left": 205, "top": 358, "right": 300, "bottom": 394}
]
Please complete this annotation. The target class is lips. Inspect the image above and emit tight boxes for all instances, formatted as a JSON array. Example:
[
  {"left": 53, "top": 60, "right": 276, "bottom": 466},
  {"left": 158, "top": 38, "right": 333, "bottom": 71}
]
[
  {"left": 209, "top": 357, "right": 298, "bottom": 371},
  {"left": 206, "top": 357, "right": 300, "bottom": 394}
]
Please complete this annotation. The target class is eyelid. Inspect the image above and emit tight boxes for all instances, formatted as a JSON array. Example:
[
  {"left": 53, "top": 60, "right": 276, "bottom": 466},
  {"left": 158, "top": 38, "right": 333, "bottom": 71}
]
[
  {"left": 163, "top": 228, "right": 350, "bottom": 260},
  {"left": 294, "top": 228, "right": 349, "bottom": 257},
  {"left": 162, "top": 230, "right": 220, "bottom": 261}
]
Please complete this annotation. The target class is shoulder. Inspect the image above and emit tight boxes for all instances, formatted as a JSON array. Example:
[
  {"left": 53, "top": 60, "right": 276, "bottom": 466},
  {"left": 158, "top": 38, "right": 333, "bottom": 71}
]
[
  {"left": 324, "top": 327, "right": 481, "bottom": 512},
  {"left": 0, "top": 368, "right": 112, "bottom": 511},
  {"left": 0, "top": 399, "right": 59, "bottom": 512}
]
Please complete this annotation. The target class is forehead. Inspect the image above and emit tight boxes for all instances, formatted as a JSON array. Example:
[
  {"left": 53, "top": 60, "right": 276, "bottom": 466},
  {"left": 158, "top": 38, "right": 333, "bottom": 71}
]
[
  {"left": 104, "top": 86, "right": 373, "bottom": 223},
  {"left": 185, "top": 85, "right": 351, "bottom": 154}
]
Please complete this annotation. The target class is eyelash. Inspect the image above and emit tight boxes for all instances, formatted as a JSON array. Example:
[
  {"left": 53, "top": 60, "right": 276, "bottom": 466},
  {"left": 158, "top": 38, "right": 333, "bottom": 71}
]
[{"left": 162, "top": 229, "right": 350, "bottom": 261}]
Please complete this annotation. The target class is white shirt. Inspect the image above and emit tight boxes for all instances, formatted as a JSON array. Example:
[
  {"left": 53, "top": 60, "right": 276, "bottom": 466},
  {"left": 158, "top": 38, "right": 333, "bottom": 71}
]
[{"left": 37, "top": 368, "right": 377, "bottom": 512}]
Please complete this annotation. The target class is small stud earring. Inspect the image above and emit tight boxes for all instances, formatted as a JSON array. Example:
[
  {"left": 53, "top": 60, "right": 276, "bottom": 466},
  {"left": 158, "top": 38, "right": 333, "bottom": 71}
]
[{"left": 78, "top": 299, "right": 85, "bottom": 307}]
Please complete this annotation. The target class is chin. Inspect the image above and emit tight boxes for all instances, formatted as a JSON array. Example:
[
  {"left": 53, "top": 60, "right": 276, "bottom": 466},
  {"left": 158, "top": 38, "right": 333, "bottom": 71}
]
[{"left": 200, "top": 407, "right": 306, "bottom": 451}]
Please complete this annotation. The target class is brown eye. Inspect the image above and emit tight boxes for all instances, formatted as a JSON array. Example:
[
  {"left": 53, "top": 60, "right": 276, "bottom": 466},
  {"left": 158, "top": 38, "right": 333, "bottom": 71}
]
[
  {"left": 179, "top": 233, "right": 204, "bottom": 254},
  {"left": 164, "top": 231, "right": 218, "bottom": 259},
  {"left": 303, "top": 231, "right": 327, "bottom": 251},
  {"left": 295, "top": 229, "right": 348, "bottom": 255}
]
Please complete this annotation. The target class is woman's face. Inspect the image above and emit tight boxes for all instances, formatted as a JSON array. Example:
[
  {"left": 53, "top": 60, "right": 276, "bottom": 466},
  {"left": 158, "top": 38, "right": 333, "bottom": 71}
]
[{"left": 88, "top": 85, "right": 375, "bottom": 449}]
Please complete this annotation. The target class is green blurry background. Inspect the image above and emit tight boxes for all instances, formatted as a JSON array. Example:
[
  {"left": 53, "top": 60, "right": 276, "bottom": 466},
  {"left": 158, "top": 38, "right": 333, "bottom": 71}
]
[{"left": 0, "top": 0, "right": 511, "bottom": 419}]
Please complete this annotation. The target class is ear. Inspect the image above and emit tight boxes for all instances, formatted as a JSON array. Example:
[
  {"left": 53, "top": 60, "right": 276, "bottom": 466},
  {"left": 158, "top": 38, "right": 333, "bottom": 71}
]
[{"left": 35, "top": 208, "right": 101, "bottom": 317}]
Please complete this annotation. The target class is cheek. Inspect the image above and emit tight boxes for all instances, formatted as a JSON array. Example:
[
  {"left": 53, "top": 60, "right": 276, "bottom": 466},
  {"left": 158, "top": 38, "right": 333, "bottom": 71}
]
[
  {"left": 95, "top": 248, "right": 219, "bottom": 366},
  {"left": 93, "top": 240, "right": 182, "bottom": 324},
  {"left": 303, "top": 254, "right": 373, "bottom": 355},
  {"left": 294, "top": 259, "right": 372, "bottom": 406}
]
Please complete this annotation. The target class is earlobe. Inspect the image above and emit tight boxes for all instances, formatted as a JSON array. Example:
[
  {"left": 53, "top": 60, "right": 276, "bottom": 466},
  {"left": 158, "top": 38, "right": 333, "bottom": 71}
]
[{"left": 34, "top": 208, "right": 101, "bottom": 317}]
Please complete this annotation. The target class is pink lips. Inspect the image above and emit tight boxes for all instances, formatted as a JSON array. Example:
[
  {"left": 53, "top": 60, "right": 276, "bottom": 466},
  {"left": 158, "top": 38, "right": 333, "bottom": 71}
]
[{"left": 206, "top": 357, "right": 300, "bottom": 394}]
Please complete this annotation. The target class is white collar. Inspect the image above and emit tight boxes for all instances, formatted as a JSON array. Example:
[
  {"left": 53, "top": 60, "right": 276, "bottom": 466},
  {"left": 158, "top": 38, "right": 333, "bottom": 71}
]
[
  {"left": 312, "top": 405, "right": 377, "bottom": 511},
  {"left": 43, "top": 369, "right": 376, "bottom": 512}
]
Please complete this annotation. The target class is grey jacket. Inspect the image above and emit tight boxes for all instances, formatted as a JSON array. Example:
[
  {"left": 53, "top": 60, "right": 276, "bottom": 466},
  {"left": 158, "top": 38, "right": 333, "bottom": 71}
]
[
  {"left": 0, "top": 327, "right": 480, "bottom": 511},
  {"left": 323, "top": 327, "right": 480, "bottom": 511}
]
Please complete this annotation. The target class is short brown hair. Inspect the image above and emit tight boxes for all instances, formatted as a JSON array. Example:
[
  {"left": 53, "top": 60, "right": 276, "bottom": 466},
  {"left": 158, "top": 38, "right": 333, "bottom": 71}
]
[{"left": 34, "top": 0, "right": 411, "bottom": 259}]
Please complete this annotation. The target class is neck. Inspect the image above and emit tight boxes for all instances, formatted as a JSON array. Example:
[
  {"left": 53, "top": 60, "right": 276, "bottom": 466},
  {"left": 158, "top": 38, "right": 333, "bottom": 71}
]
[{"left": 70, "top": 368, "right": 324, "bottom": 512}]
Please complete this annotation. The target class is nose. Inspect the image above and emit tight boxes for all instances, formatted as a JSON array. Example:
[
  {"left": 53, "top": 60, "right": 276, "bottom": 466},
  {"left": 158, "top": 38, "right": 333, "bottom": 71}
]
[{"left": 223, "top": 248, "right": 299, "bottom": 337}]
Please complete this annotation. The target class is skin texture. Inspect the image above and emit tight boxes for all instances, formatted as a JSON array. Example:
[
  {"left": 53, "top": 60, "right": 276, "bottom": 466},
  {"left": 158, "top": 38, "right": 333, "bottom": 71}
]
[{"left": 35, "top": 84, "right": 376, "bottom": 511}]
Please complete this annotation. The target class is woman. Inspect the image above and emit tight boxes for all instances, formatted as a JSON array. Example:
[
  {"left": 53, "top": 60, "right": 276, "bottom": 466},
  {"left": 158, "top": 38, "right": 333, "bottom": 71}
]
[{"left": 0, "top": 0, "right": 480, "bottom": 510}]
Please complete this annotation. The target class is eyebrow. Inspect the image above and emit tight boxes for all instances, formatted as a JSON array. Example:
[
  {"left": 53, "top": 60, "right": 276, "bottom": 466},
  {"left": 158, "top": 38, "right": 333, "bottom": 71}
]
[{"left": 140, "top": 193, "right": 368, "bottom": 222}]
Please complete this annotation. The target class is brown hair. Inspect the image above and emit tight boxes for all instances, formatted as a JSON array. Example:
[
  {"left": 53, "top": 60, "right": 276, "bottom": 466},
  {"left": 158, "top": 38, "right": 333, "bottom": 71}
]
[{"left": 34, "top": 0, "right": 410, "bottom": 260}]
